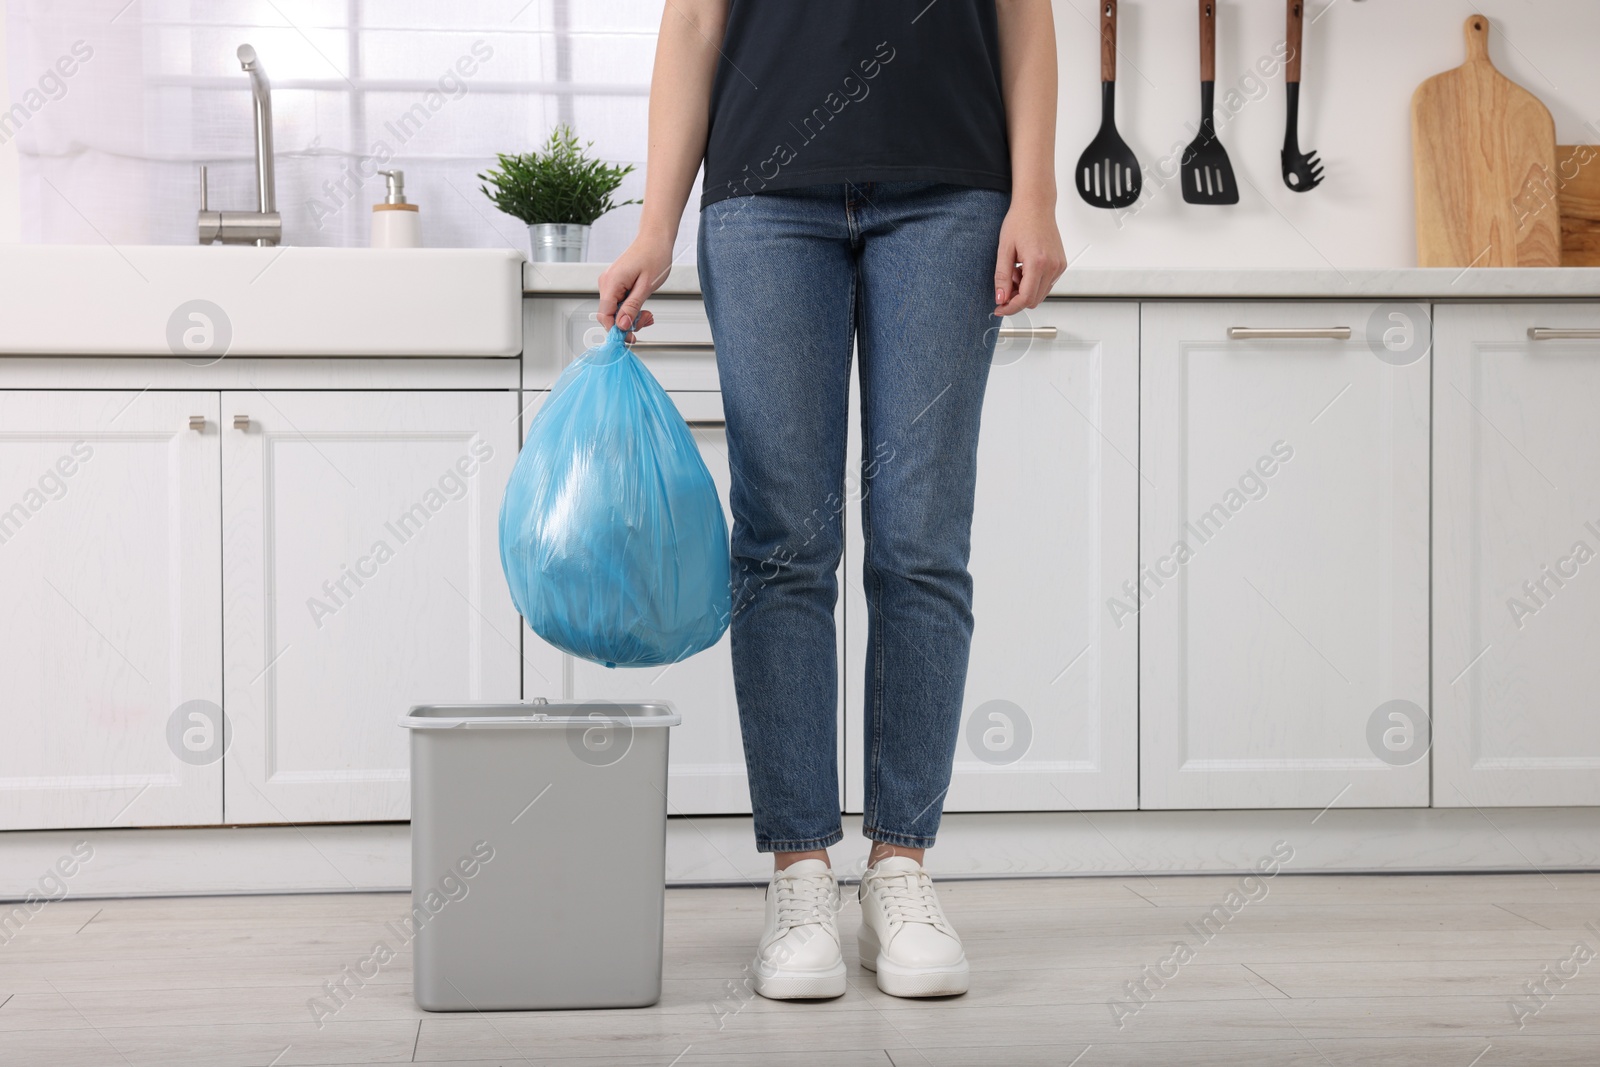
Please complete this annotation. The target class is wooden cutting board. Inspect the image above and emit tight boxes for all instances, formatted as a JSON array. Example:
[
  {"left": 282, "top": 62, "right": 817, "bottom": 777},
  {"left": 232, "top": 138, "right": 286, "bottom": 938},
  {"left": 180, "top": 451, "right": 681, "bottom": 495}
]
[
  {"left": 1412, "top": 14, "right": 1560, "bottom": 268},
  {"left": 1556, "top": 145, "right": 1600, "bottom": 266}
]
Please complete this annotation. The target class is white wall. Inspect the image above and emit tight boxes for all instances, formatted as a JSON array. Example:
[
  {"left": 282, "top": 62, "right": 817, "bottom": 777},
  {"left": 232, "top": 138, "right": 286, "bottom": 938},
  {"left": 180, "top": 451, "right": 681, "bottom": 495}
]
[
  {"left": 0, "top": 4, "right": 20, "bottom": 243},
  {"left": 1054, "top": 0, "right": 1600, "bottom": 269},
  {"left": 2, "top": 1, "right": 1598, "bottom": 267}
]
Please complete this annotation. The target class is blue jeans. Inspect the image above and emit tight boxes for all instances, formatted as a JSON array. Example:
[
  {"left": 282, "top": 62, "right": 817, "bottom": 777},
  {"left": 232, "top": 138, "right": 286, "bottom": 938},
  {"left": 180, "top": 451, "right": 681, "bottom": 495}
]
[{"left": 698, "top": 181, "right": 1009, "bottom": 852}]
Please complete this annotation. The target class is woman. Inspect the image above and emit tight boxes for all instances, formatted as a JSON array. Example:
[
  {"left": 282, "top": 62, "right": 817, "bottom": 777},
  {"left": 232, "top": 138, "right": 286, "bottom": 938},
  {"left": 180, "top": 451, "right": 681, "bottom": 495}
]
[{"left": 598, "top": 0, "right": 1065, "bottom": 1000}]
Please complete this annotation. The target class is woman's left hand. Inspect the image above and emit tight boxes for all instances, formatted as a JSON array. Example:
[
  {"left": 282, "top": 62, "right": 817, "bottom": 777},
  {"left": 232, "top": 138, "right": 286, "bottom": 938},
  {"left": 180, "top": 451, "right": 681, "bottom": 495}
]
[{"left": 993, "top": 200, "right": 1067, "bottom": 316}]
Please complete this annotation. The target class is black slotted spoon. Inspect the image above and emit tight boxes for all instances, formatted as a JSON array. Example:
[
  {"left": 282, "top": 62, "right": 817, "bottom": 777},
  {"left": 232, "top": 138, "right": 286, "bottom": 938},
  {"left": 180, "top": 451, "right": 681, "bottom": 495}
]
[
  {"left": 1181, "top": 0, "right": 1239, "bottom": 205},
  {"left": 1074, "top": 0, "right": 1141, "bottom": 209}
]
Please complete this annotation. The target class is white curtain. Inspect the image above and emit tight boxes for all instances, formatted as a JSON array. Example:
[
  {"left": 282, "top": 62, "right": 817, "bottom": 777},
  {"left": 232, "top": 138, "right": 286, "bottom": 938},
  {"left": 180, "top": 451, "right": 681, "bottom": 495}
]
[{"left": 4, "top": 0, "right": 684, "bottom": 261}]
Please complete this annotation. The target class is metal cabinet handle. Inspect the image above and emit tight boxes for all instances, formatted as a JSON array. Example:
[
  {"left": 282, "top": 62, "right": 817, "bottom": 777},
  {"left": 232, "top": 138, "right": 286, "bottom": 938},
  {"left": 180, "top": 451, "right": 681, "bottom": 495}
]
[
  {"left": 189, "top": 415, "right": 206, "bottom": 432},
  {"left": 1228, "top": 327, "right": 1352, "bottom": 340},
  {"left": 630, "top": 327, "right": 1058, "bottom": 350},
  {"left": 1529, "top": 328, "right": 1600, "bottom": 341},
  {"left": 685, "top": 419, "right": 726, "bottom": 429},
  {"left": 233, "top": 415, "right": 250, "bottom": 430},
  {"left": 628, "top": 340, "right": 715, "bottom": 351}
]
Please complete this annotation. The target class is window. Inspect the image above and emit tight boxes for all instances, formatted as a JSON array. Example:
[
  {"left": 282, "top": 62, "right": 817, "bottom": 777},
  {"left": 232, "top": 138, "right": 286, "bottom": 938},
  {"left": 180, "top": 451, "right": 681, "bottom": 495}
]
[{"left": 4, "top": 0, "right": 674, "bottom": 260}]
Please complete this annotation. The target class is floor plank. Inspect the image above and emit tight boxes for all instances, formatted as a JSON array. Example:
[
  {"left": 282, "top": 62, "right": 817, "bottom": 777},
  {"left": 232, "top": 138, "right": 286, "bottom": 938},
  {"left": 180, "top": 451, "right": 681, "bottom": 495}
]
[{"left": 3, "top": 874, "right": 1599, "bottom": 1065}]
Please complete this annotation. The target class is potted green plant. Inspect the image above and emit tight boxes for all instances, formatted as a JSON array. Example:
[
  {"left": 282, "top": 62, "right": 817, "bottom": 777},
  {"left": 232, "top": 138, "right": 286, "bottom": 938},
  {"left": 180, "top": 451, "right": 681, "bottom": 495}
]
[{"left": 479, "top": 126, "right": 639, "bottom": 262}]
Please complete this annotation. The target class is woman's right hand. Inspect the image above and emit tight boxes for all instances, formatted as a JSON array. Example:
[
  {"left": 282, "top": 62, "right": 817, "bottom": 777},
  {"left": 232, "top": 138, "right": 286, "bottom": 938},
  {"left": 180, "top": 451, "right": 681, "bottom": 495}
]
[{"left": 597, "top": 233, "right": 675, "bottom": 340}]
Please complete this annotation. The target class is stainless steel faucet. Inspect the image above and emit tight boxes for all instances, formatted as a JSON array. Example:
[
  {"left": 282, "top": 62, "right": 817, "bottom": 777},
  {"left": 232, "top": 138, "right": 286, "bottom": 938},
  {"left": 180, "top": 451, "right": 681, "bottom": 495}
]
[{"left": 198, "top": 44, "right": 282, "bottom": 246}]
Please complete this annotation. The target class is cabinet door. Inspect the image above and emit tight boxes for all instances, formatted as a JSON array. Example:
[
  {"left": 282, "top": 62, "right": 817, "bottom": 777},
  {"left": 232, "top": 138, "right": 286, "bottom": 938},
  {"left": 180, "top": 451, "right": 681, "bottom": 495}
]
[
  {"left": 557, "top": 392, "right": 754, "bottom": 813},
  {"left": 845, "top": 304, "right": 1140, "bottom": 812},
  {"left": 222, "top": 392, "right": 528, "bottom": 823},
  {"left": 524, "top": 296, "right": 720, "bottom": 391},
  {"left": 1140, "top": 302, "right": 1430, "bottom": 809},
  {"left": 0, "top": 391, "right": 221, "bottom": 829},
  {"left": 1434, "top": 304, "right": 1600, "bottom": 806}
]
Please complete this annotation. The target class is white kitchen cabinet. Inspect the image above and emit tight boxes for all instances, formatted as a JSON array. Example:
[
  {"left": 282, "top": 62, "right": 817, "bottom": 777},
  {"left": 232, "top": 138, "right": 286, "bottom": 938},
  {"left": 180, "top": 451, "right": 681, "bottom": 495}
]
[
  {"left": 555, "top": 391, "right": 767, "bottom": 814},
  {"left": 521, "top": 302, "right": 845, "bottom": 815},
  {"left": 0, "top": 391, "right": 221, "bottom": 830},
  {"left": 1434, "top": 304, "right": 1600, "bottom": 806},
  {"left": 845, "top": 304, "right": 1141, "bottom": 813},
  {"left": 1139, "top": 303, "right": 1431, "bottom": 809},
  {"left": 221, "top": 391, "right": 529, "bottom": 823},
  {"left": 523, "top": 296, "right": 720, "bottom": 391}
]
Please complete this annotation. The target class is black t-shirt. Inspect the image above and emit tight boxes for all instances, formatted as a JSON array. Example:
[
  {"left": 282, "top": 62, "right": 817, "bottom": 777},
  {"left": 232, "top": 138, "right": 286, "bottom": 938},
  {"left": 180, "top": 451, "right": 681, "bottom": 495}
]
[{"left": 699, "top": 1, "right": 1011, "bottom": 208}]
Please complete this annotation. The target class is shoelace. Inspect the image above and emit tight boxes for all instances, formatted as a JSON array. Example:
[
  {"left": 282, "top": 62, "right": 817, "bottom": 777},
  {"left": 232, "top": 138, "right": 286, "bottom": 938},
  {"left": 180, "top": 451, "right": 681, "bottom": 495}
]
[
  {"left": 865, "top": 868, "right": 947, "bottom": 930},
  {"left": 772, "top": 871, "right": 837, "bottom": 930}
]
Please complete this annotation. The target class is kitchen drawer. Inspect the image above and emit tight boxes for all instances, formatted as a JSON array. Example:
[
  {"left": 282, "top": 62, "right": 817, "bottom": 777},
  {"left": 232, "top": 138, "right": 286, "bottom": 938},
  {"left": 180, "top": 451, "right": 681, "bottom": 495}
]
[
  {"left": 843, "top": 303, "right": 1141, "bottom": 813},
  {"left": 518, "top": 389, "right": 759, "bottom": 814},
  {"left": 0, "top": 391, "right": 222, "bottom": 830},
  {"left": 1139, "top": 301, "right": 1431, "bottom": 809},
  {"left": 523, "top": 295, "right": 720, "bottom": 391},
  {"left": 1434, "top": 302, "right": 1600, "bottom": 806},
  {"left": 222, "top": 391, "right": 524, "bottom": 823}
]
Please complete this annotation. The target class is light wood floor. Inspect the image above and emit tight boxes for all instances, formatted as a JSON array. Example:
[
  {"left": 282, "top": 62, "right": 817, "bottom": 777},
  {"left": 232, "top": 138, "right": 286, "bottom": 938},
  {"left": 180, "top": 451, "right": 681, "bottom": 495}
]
[{"left": 3, "top": 872, "right": 1600, "bottom": 1065}]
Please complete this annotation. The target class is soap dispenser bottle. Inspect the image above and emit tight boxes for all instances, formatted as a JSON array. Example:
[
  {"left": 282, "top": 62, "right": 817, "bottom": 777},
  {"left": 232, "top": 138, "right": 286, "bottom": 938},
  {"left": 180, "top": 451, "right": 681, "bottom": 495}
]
[{"left": 371, "top": 169, "right": 420, "bottom": 248}]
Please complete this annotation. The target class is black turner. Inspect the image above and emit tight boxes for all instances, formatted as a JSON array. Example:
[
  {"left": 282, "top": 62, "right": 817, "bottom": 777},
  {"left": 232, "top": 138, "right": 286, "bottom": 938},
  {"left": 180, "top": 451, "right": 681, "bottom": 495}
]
[
  {"left": 1074, "top": 0, "right": 1141, "bottom": 210},
  {"left": 1181, "top": 0, "right": 1239, "bottom": 205}
]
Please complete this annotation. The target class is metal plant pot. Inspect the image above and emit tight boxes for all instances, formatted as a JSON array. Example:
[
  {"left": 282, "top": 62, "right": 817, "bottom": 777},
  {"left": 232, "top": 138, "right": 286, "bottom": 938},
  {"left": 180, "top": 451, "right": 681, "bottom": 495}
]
[{"left": 528, "top": 222, "right": 590, "bottom": 262}]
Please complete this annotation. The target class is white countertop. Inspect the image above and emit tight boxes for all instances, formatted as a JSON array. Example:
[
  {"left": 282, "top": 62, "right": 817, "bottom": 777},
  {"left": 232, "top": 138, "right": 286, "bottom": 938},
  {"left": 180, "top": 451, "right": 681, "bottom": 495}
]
[
  {"left": 0, "top": 246, "right": 525, "bottom": 357},
  {"left": 524, "top": 261, "right": 1600, "bottom": 300}
]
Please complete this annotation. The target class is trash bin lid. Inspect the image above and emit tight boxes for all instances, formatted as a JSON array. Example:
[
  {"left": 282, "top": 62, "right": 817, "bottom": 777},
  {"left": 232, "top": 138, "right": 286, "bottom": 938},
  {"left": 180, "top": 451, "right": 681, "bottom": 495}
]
[{"left": 399, "top": 700, "right": 680, "bottom": 730}]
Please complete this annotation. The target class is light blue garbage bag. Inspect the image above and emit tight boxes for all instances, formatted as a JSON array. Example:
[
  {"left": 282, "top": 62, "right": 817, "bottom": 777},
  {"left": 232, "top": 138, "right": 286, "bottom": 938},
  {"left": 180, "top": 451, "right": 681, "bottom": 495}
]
[{"left": 499, "top": 325, "right": 731, "bottom": 668}]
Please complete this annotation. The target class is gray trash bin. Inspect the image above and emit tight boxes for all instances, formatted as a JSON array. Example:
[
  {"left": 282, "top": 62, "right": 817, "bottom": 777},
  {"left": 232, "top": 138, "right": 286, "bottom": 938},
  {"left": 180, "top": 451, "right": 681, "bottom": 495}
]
[{"left": 400, "top": 700, "right": 679, "bottom": 1011}]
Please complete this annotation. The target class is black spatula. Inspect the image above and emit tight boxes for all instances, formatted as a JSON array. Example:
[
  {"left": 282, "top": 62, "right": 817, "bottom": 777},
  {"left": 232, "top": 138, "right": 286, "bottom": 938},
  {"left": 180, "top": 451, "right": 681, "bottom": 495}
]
[
  {"left": 1075, "top": 0, "right": 1141, "bottom": 209},
  {"left": 1181, "top": 0, "right": 1239, "bottom": 205}
]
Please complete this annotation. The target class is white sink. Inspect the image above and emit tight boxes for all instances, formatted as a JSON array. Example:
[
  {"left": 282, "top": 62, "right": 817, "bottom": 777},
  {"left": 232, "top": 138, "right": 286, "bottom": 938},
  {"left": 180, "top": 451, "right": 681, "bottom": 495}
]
[{"left": 0, "top": 245, "right": 525, "bottom": 357}]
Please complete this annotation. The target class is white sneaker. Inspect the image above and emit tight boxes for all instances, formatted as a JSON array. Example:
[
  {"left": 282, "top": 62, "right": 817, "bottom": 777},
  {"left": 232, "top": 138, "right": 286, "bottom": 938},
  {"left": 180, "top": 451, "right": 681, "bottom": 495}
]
[
  {"left": 857, "top": 856, "right": 969, "bottom": 997},
  {"left": 751, "top": 859, "right": 847, "bottom": 999}
]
